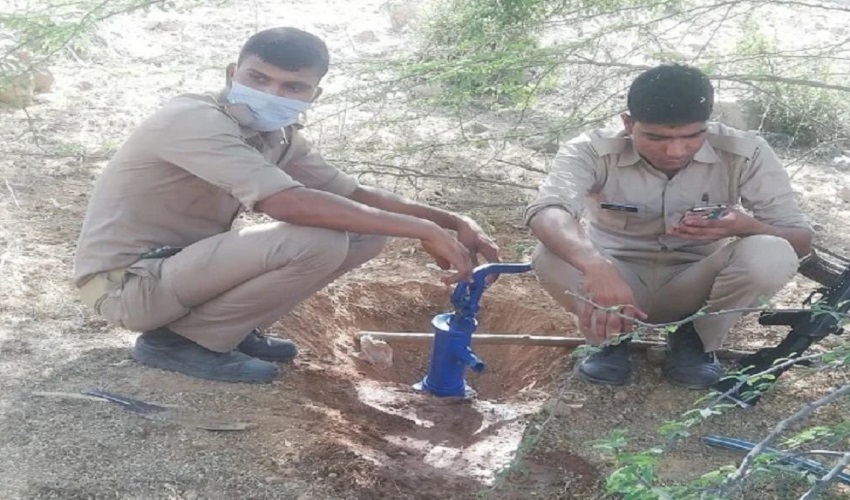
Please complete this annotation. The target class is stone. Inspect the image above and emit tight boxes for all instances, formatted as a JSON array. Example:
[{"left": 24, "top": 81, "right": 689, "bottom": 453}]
[
  {"left": 646, "top": 345, "right": 667, "bottom": 365},
  {"left": 464, "top": 121, "right": 490, "bottom": 134},
  {"left": 410, "top": 84, "right": 441, "bottom": 99},
  {"left": 388, "top": 2, "right": 418, "bottom": 30},
  {"left": 839, "top": 186, "right": 850, "bottom": 203},
  {"left": 0, "top": 72, "right": 34, "bottom": 108},
  {"left": 32, "top": 68, "right": 54, "bottom": 94},
  {"left": 833, "top": 154, "right": 850, "bottom": 167},
  {"left": 151, "top": 19, "right": 185, "bottom": 32},
  {"left": 522, "top": 136, "right": 559, "bottom": 154},
  {"left": 546, "top": 397, "right": 583, "bottom": 416},
  {"left": 353, "top": 30, "right": 379, "bottom": 44},
  {"left": 355, "top": 335, "right": 393, "bottom": 368}
]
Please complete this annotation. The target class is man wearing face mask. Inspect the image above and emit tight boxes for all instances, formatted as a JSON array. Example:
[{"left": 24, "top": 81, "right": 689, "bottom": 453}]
[
  {"left": 73, "top": 27, "right": 500, "bottom": 383},
  {"left": 525, "top": 63, "right": 812, "bottom": 388}
]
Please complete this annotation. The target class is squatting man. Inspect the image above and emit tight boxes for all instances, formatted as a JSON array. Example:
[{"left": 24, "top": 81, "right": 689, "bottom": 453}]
[
  {"left": 525, "top": 63, "right": 813, "bottom": 388},
  {"left": 74, "top": 26, "right": 812, "bottom": 389},
  {"left": 73, "top": 27, "right": 500, "bottom": 383}
]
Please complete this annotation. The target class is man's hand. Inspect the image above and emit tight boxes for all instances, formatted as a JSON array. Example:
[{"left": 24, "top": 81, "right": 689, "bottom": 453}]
[
  {"left": 421, "top": 227, "right": 474, "bottom": 284},
  {"left": 670, "top": 209, "right": 751, "bottom": 241},
  {"left": 579, "top": 261, "right": 647, "bottom": 345},
  {"left": 454, "top": 216, "right": 500, "bottom": 267}
]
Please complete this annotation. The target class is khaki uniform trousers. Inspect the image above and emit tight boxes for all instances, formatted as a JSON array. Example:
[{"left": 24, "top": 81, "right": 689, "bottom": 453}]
[
  {"left": 79, "top": 223, "right": 387, "bottom": 352},
  {"left": 531, "top": 235, "right": 800, "bottom": 351}
]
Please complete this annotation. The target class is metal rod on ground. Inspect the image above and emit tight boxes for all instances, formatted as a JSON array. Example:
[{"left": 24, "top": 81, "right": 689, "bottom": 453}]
[{"left": 354, "top": 331, "right": 753, "bottom": 360}]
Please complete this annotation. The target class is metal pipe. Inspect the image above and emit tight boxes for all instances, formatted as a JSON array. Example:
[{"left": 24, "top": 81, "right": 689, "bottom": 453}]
[{"left": 355, "top": 331, "right": 753, "bottom": 360}]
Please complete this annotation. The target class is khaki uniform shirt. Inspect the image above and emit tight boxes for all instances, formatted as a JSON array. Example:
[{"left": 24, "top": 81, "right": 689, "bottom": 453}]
[
  {"left": 73, "top": 91, "right": 359, "bottom": 287},
  {"left": 524, "top": 122, "right": 811, "bottom": 259}
]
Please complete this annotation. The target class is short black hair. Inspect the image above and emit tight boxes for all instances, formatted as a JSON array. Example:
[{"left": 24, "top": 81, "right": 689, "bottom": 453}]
[
  {"left": 237, "top": 27, "right": 330, "bottom": 77},
  {"left": 627, "top": 63, "right": 714, "bottom": 125}
]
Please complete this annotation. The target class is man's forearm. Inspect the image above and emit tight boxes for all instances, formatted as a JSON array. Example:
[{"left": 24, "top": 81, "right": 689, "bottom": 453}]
[
  {"left": 528, "top": 207, "right": 607, "bottom": 273},
  {"left": 256, "top": 187, "right": 442, "bottom": 240},
  {"left": 349, "top": 186, "right": 464, "bottom": 231},
  {"left": 740, "top": 217, "right": 813, "bottom": 258}
]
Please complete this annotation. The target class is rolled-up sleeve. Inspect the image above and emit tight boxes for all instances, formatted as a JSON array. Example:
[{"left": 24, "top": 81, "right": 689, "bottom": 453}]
[
  {"left": 524, "top": 135, "right": 601, "bottom": 226},
  {"left": 740, "top": 137, "right": 812, "bottom": 230},
  {"left": 280, "top": 131, "right": 360, "bottom": 197},
  {"left": 149, "top": 99, "right": 303, "bottom": 210}
]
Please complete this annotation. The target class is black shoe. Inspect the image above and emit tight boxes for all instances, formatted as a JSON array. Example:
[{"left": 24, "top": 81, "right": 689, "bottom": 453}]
[
  {"left": 663, "top": 322, "right": 724, "bottom": 389},
  {"left": 132, "top": 328, "right": 279, "bottom": 383},
  {"left": 576, "top": 340, "right": 631, "bottom": 386},
  {"left": 236, "top": 329, "right": 298, "bottom": 362}
]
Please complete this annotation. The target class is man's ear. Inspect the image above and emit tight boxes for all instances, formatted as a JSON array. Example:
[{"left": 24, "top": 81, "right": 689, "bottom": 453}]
[
  {"left": 225, "top": 63, "right": 237, "bottom": 85},
  {"left": 312, "top": 86, "right": 323, "bottom": 102},
  {"left": 621, "top": 113, "right": 634, "bottom": 135}
]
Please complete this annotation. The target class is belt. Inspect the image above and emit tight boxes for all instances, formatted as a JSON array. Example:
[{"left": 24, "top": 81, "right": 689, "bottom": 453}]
[{"left": 78, "top": 269, "right": 127, "bottom": 311}]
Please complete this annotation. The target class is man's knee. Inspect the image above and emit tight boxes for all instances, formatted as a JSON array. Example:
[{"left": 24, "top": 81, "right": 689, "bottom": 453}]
[
  {"left": 351, "top": 234, "right": 388, "bottom": 263},
  {"left": 277, "top": 225, "right": 350, "bottom": 271},
  {"left": 731, "top": 235, "right": 799, "bottom": 290},
  {"left": 531, "top": 243, "right": 584, "bottom": 312}
]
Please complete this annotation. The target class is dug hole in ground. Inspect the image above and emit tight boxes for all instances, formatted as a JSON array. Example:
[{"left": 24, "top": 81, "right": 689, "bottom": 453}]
[{"left": 268, "top": 242, "right": 595, "bottom": 498}]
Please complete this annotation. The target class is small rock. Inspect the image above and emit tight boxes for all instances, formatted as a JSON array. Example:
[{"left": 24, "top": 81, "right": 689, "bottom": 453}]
[
  {"left": 410, "top": 84, "right": 441, "bottom": 99},
  {"left": 32, "top": 68, "right": 54, "bottom": 94},
  {"left": 151, "top": 19, "right": 185, "bottom": 32},
  {"left": 398, "top": 451, "right": 408, "bottom": 457},
  {"left": 327, "top": 472, "right": 338, "bottom": 479},
  {"left": 77, "top": 81, "right": 94, "bottom": 91},
  {"left": 355, "top": 335, "right": 393, "bottom": 368},
  {"left": 833, "top": 155, "right": 850, "bottom": 167},
  {"left": 265, "top": 475, "right": 285, "bottom": 484},
  {"left": 353, "top": 30, "right": 379, "bottom": 44},
  {"left": 183, "top": 490, "right": 199, "bottom": 500},
  {"left": 464, "top": 121, "right": 490, "bottom": 134},
  {"left": 839, "top": 186, "right": 850, "bottom": 203},
  {"left": 813, "top": 223, "right": 825, "bottom": 232},
  {"left": 546, "top": 398, "right": 582, "bottom": 416},
  {"left": 388, "top": 2, "right": 418, "bottom": 30},
  {"left": 127, "top": 425, "right": 149, "bottom": 439},
  {"left": 646, "top": 345, "right": 667, "bottom": 365},
  {"left": 613, "top": 391, "right": 628, "bottom": 402},
  {"left": 0, "top": 72, "right": 34, "bottom": 108},
  {"left": 521, "top": 136, "right": 559, "bottom": 154}
]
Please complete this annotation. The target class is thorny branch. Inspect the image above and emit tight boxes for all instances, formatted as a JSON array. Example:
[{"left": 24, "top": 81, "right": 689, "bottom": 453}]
[
  {"left": 799, "top": 450, "right": 850, "bottom": 500},
  {"left": 718, "top": 384, "right": 850, "bottom": 495}
]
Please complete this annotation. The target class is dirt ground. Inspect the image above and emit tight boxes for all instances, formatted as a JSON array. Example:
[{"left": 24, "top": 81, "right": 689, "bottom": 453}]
[{"left": 2, "top": 1, "right": 850, "bottom": 499}]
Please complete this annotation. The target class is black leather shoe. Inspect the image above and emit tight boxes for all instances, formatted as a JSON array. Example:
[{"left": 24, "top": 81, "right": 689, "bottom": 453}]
[
  {"left": 576, "top": 340, "right": 631, "bottom": 386},
  {"left": 132, "top": 328, "right": 279, "bottom": 383},
  {"left": 236, "top": 329, "right": 298, "bottom": 362},
  {"left": 663, "top": 322, "right": 724, "bottom": 389}
]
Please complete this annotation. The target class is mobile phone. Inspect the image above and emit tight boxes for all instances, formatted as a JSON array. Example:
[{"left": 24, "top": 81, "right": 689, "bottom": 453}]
[{"left": 681, "top": 205, "right": 727, "bottom": 221}]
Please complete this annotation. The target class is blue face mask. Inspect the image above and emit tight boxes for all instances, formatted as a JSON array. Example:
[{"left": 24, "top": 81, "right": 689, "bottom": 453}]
[{"left": 227, "top": 81, "right": 312, "bottom": 132}]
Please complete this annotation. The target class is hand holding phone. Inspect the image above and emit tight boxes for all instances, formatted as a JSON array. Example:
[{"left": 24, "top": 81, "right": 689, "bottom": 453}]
[{"left": 680, "top": 204, "right": 728, "bottom": 222}]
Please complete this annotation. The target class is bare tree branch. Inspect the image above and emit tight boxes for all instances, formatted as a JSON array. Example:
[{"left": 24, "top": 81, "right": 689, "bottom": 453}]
[
  {"left": 719, "top": 384, "right": 850, "bottom": 494},
  {"left": 799, "top": 450, "right": 850, "bottom": 499}
]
